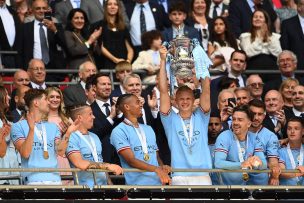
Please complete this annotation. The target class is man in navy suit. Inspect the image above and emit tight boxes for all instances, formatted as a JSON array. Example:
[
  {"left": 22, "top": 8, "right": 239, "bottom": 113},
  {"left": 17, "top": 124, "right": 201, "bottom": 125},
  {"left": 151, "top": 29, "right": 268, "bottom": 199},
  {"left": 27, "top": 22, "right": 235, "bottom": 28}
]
[
  {"left": 162, "top": 1, "right": 200, "bottom": 42},
  {"left": 90, "top": 73, "right": 121, "bottom": 164},
  {"left": 228, "top": 0, "right": 277, "bottom": 38},
  {"left": 0, "top": 0, "right": 23, "bottom": 69},
  {"left": 280, "top": 0, "right": 304, "bottom": 71},
  {"left": 22, "top": 0, "right": 66, "bottom": 82},
  {"left": 124, "top": 0, "right": 169, "bottom": 56},
  {"left": 211, "top": 50, "right": 247, "bottom": 112}
]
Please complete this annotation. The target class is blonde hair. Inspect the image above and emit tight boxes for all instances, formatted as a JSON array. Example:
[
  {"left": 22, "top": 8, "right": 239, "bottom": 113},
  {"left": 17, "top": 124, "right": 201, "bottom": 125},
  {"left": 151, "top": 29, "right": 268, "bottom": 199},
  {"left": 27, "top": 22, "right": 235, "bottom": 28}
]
[{"left": 45, "top": 87, "right": 70, "bottom": 126}]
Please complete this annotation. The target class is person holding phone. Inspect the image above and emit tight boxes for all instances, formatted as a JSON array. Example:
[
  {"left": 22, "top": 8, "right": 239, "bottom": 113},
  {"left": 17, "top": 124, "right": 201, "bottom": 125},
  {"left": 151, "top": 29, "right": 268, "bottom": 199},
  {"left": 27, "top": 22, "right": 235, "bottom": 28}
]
[
  {"left": 217, "top": 89, "right": 236, "bottom": 131},
  {"left": 22, "top": 0, "right": 67, "bottom": 82}
]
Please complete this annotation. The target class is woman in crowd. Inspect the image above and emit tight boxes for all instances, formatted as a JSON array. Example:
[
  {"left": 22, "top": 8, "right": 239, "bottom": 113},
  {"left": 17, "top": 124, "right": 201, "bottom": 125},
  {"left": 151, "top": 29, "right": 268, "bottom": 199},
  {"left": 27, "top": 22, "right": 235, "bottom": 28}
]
[
  {"left": 208, "top": 16, "right": 239, "bottom": 75},
  {"left": 100, "top": 0, "right": 133, "bottom": 69},
  {"left": 240, "top": 10, "right": 282, "bottom": 72},
  {"left": 0, "top": 86, "right": 20, "bottom": 185},
  {"left": 276, "top": 0, "right": 297, "bottom": 23},
  {"left": 186, "top": 0, "right": 211, "bottom": 51},
  {"left": 45, "top": 87, "right": 73, "bottom": 185},
  {"left": 279, "top": 78, "right": 299, "bottom": 110},
  {"left": 64, "top": 8, "right": 102, "bottom": 69},
  {"left": 132, "top": 30, "right": 162, "bottom": 84}
]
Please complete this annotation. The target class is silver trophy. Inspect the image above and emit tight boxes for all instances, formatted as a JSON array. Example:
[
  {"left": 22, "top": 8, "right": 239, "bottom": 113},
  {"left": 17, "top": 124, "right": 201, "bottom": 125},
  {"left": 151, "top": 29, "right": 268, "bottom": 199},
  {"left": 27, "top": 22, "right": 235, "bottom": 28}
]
[{"left": 165, "top": 33, "right": 195, "bottom": 79}]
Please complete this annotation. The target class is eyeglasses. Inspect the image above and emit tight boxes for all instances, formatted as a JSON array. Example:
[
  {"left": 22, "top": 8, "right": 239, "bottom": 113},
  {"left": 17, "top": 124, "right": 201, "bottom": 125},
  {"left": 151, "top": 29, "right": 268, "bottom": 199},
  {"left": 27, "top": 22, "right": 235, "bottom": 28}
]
[
  {"left": 278, "top": 58, "right": 294, "bottom": 64},
  {"left": 247, "top": 83, "right": 264, "bottom": 88},
  {"left": 29, "top": 67, "right": 45, "bottom": 72}
]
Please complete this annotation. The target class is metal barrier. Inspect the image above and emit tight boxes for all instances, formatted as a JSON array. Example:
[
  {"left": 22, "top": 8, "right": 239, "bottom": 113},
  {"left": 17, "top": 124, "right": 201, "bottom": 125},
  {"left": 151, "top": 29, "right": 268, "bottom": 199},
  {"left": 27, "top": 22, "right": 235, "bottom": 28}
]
[{"left": 0, "top": 168, "right": 304, "bottom": 200}]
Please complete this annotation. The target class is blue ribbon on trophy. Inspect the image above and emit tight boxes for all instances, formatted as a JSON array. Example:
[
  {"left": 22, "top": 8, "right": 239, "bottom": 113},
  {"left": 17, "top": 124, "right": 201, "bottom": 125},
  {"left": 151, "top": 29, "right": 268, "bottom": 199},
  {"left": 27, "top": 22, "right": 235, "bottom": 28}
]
[{"left": 192, "top": 38, "right": 213, "bottom": 80}]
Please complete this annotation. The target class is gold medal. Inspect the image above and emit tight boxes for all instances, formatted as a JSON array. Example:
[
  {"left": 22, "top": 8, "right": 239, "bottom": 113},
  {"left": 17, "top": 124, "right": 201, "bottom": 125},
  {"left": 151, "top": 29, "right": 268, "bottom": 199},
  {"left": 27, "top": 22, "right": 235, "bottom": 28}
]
[
  {"left": 242, "top": 172, "right": 249, "bottom": 181},
  {"left": 43, "top": 151, "right": 49, "bottom": 159},
  {"left": 143, "top": 153, "right": 150, "bottom": 161}
]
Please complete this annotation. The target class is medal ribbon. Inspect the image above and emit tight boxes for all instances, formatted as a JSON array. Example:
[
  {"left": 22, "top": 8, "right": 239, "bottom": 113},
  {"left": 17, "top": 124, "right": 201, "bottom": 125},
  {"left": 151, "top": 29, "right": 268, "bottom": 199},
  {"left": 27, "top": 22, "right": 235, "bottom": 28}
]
[
  {"left": 234, "top": 134, "right": 249, "bottom": 163},
  {"left": 179, "top": 115, "right": 194, "bottom": 149},
  {"left": 124, "top": 119, "right": 148, "bottom": 155},
  {"left": 34, "top": 123, "right": 48, "bottom": 152},
  {"left": 75, "top": 131, "right": 99, "bottom": 162},
  {"left": 287, "top": 144, "right": 304, "bottom": 183}
]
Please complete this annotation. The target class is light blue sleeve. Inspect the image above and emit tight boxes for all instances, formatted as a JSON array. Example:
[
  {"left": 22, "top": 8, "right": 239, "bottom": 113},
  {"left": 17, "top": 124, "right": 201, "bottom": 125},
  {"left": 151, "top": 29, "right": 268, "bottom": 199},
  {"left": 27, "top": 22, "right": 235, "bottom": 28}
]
[
  {"left": 254, "top": 139, "right": 267, "bottom": 169},
  {"left": 278, "top": 148, "right": 286, "bottom": 165},
  {"left": 10, "top": 122, "right": 26, "bottom": 145},
  {"left": 66, "top": 132, "right": 81, "bottom": 157},
  {"left": 110, "top": 127, "right": 131, "bottom": 153},
  {"left": 214, "top": 132, "right": 242, "bottom": 169},
  {"left": 195, "top": 107, "right": 211, "bottom": 130},
  {"left": 160, "top": 108, "right": 174, "bottom": 140},
  {"left": 266, "top": 133, "right": 279, "bottom": 158}
]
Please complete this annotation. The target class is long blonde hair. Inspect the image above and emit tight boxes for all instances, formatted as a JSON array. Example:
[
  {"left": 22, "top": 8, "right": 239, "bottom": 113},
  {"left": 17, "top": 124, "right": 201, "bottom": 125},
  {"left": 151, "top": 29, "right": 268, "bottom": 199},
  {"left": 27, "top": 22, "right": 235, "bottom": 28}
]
[{"left": 45, "top": 87, "right": 70, "bottom": 126}]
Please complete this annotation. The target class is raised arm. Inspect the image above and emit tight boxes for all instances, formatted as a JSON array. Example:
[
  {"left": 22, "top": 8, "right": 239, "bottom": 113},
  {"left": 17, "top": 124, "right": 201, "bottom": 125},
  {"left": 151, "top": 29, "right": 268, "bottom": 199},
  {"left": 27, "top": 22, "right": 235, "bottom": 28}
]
[
  {"left": 199, "top": 77, "right": 211, "bottom": 113},
  {"left": 0, "top": 124, "right": 10, "bottom": 158},
  {"left": 14, "top": 112, "right": 35, "bottom": 159},
  {"left": 159, "top": 46, "right": 171, "bottom": 114}
]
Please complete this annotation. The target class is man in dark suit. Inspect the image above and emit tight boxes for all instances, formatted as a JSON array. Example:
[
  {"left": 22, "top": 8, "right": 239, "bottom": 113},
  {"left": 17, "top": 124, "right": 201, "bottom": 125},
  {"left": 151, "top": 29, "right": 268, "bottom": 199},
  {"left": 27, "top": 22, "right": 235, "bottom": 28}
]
[
  {"left": 27, "top": 59, "right": 48, "bottom": 90},
  {"left": 208, "top": 0, "right": 229, "bottom": 19},
  {"left": 63, "top": 61, "right": 97, "bottom": 107},
  {"left": 263, "top": 90, "right": 288, "bottom": 139},
  {"left": 263, "top": 50, "right": 304, "bottom": 96},
  {"left": 286, "top": 85, "right": 304, "bottom": 122},
  {"left": 124, "top": 0, "right": 169, "bottom": 55},
  {"left": 211, "top": 50, "right": 247, "bottom": 111},
  {"left": 22, "top": 0, "right": 66, "bottom": 82},
  {"left": 228, "top": 0, "right": 277, "bottom": 38},
  {"left": 90, "top": 73, "right": 121, "bottom": 164},
  {"left": 162, "top": 1, "right": 199, "bottom": 42},
  {"left": 0, "top": 0, "right": 23, "bottom": 69},
  {"left": 280, "top": 0, "right": 304, "bottom": 71},
  {"left": 122, "top": 73, "right": 156, "bottom": 127},
  {"left": 11, "top": 85, "right": 30, "bottom": 123},
  {"left": 150, "top": 0, "right": 172, "bottom": 13}
]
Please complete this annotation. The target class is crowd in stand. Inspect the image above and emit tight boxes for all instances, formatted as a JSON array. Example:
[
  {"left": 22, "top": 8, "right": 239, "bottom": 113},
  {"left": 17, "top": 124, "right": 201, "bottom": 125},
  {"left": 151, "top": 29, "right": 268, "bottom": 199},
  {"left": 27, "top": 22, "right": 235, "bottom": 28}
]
[{"left": 0, "top": 0, "right": 304, "bottom": 187}]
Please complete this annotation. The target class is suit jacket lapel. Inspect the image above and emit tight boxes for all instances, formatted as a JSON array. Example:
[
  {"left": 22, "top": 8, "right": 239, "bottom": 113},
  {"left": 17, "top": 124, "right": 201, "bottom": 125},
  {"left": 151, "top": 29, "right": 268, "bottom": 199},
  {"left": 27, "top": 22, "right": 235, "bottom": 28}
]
[
  {"left": 66, "top": 0, "right": 73, "bottom": 10},
  {"left": 295, "top": 17, "right": 304, "bottom": 39},
  {"left": 95, "top": 0, "right": 103, "bottom": 12}
]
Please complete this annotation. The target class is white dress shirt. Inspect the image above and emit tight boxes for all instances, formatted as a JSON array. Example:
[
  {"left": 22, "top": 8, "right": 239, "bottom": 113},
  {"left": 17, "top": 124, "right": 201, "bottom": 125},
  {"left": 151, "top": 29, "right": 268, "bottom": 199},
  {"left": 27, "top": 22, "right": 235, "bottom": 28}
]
[
  {"left": 228, "top": 73, "right": 245, "bottom": 87},
  {"left": 292, "top": 107, "right": 304, "bottom": 117},
  {"left": 80, "top": 80, "right": 86, "bottom": 90},
  {"left": 130, "top": 2, "right": 156, "bottom": 46},
  {"left": 33, "top": 19, "right": 49, "bottom": 60},
  {"left": 30, "top": 81, "right": 47, "bottom": 89},
  {"left": 0, "top": 5, "right": 16, "bottom": 47},
  {"left": 208, "top": 2, "right": 223, "bottom": 18},
  {"left": 119, "top": 84, "right": 126, "bottom": 95},
  {"left": 95, "top": 99, "right": 114, "bottom": 125}
]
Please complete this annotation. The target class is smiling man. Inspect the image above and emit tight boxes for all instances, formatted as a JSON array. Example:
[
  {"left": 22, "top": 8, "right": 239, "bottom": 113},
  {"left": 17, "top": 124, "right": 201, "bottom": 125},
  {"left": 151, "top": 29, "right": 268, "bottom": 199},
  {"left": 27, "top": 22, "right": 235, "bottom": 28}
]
[
  {"left": 214, "top": 105, "right": 267, "bottom": 185},
  {"left": 286, "top": 85, "right": 304, "bottom": 122},
  {"left": 27, "top": 59, "right": 47, "bottom": 89}
]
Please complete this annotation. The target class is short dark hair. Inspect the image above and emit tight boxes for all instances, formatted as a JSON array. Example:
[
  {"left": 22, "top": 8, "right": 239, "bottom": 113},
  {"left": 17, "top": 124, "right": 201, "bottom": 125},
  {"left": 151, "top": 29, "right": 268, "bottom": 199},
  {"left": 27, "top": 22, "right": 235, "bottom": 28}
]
[
  {"left": 248, "top": 99, "right": 266, "bottom": 111},
  {"left": 169, "top": 1, "right": 187, "bottom": 14},
  {"left": 287, "top": 117, "right": 304, "bottom": 128},
  {"left": 24, "top": 89, "right": 46, "bottom": 108},
  {"left": 85, "top": 75, "right": 96, "bottom": 90},
  {"left": 92, "top": 73, "right": 110, "bottom": 86},
  {"left": 141, "top": 30, "right": 162, "bottom": 50},
  {"left": 230, "top": 50, "right": 247, "bottom": 62},
  {"left": 218, "top": 76, "right": 239, "bottom": 92},
  {"left": 233, "top": 105, "right": 253, "bottom": 121},
  {"left": 116, "top": 93, "right": 134, "bottom": 112}
]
